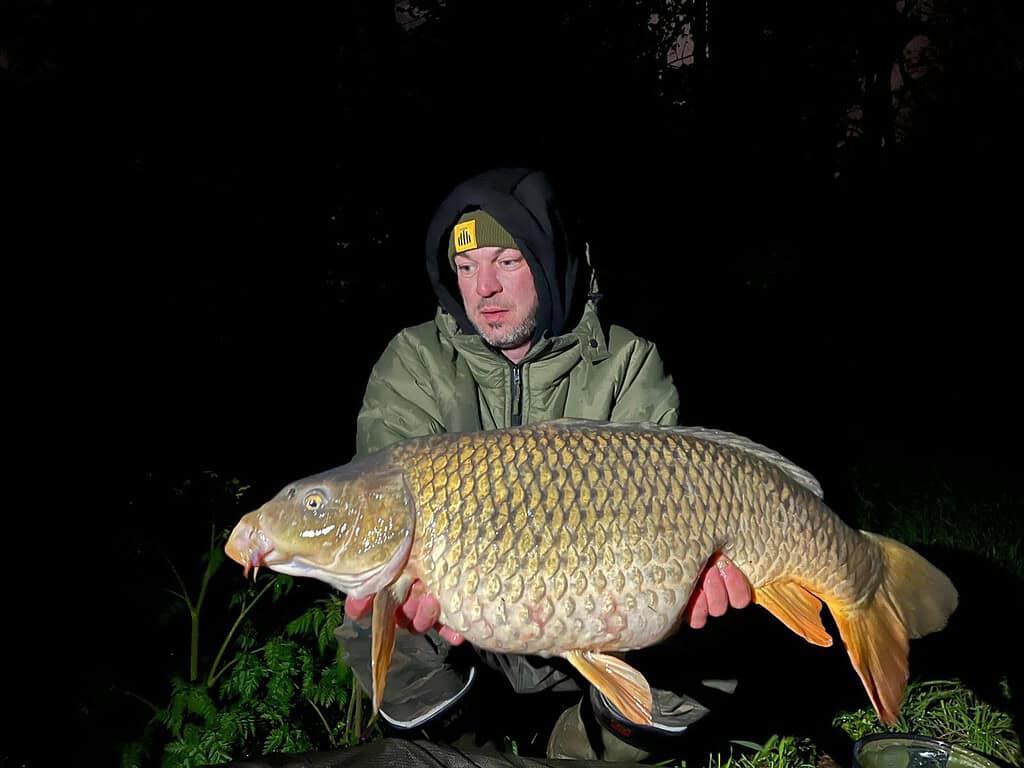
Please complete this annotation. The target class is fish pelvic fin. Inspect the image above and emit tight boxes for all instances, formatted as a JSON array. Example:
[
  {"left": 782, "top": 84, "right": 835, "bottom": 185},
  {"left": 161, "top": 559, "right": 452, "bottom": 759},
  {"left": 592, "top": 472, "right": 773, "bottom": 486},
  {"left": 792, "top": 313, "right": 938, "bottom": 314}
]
[
  {"left": 828, "top": 532, "right": 958, "bottom": 726},
  {"left": 753, "top": 580, "right": 834, "bottom": 647},
  {"left": 370, "top": 575, "right": 414, "bottom": 716},
  {"left": 564, "top": 650, "right": 654, "bottom": 726}
]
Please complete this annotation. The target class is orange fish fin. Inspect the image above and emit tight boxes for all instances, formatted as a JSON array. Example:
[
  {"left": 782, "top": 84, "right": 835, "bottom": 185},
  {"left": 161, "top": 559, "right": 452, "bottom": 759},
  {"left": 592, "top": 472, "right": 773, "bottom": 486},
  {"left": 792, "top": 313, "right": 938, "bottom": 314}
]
[
  {"left": 829, "top": 532, "right": 958, "bottom": 726},
  {"left": 564, "top": 649, "right": 653, "bottom": 725},
  {"left": 753, "top": 580, "right": 833, "bottom": 647},
  {"left": 369, "top": 575, "right": 414, "bottom": 716},
  {"left": 830, "top": 594, "right": 908, "bottom": 726}
]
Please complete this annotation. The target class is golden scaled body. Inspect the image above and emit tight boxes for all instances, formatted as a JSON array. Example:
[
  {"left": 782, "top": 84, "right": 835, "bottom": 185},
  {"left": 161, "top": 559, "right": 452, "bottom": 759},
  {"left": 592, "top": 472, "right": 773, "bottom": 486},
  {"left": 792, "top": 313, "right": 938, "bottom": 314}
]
[{"left": 392, "top": 421, "right": 875, "bottom": 657}]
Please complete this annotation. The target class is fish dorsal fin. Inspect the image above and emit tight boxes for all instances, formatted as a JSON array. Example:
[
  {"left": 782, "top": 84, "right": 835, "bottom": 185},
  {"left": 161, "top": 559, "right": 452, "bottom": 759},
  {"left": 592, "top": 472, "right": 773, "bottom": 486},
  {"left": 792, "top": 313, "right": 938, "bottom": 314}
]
[
  {"left": 543, "top": 418, "right": 824, "bottom": 499},
  {"left": 663, "top": 425, "right": 824, "bottom": 499}
]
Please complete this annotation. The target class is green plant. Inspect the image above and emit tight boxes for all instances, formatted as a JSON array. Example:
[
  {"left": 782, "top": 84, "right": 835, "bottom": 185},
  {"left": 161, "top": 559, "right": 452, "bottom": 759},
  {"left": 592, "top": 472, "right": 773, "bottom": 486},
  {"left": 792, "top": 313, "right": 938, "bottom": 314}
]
[
  {"left": 120, "top": 522, "right": 377, "bottom": 768},
  {"left": 655, "top": 736, "right": 818, "bottom": 768},
  {"left": 833, "top": 680, "right": 1022, "bottom": 767},
  {"left": 724, "top": 736, "right": 818, "bottom": 768}
]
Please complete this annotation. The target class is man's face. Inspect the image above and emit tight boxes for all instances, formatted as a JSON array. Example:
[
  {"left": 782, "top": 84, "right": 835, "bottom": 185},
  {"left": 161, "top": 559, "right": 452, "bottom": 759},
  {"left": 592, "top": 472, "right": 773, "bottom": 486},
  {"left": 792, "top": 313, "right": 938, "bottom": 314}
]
[{"left": 453, "top": 246, "right": 539, "bottom": 355}]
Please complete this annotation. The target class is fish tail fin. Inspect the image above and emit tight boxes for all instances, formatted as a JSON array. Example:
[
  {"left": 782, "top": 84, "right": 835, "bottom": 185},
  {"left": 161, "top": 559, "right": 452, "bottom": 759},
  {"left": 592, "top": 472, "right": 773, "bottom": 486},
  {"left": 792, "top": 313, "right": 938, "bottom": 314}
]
[
  {"left": 858, "top": 532, "right": 959, "bottom": 640},
  {"left": 829, "top": 532, "right": 958, "bottom": 725},
  {"left": 752, "top": 532, "right": 957, "bottom": 725}
]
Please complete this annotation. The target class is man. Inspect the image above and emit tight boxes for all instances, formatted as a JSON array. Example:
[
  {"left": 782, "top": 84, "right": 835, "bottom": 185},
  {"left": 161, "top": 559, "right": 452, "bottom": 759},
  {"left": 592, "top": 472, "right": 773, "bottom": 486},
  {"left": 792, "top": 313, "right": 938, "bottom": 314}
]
[{"left": 338, "top": 168, "right": 750, "bottom": 760}]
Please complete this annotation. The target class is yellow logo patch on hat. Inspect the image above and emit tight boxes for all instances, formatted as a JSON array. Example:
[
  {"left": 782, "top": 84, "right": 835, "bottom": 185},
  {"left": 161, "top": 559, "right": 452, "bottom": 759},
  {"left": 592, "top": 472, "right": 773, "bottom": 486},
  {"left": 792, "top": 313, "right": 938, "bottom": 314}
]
[{"left": 453, "top": 219, "right": 478, "bottom": 253}]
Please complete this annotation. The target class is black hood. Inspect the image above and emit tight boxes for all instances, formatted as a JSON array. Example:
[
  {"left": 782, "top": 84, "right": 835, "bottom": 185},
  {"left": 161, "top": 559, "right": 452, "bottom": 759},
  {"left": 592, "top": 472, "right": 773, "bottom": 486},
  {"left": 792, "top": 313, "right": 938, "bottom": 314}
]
[{"left": 425, "top": 168, "right": 592, "bottom": 344}]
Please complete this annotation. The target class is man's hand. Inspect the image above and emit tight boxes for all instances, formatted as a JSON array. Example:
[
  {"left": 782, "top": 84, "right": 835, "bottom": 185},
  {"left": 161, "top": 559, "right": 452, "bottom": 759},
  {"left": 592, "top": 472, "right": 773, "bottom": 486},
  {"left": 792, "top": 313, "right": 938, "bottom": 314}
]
[
  {"left": 344, "top": 579, "right": 465, "bottom": 645},
  {"left": 686, "top": 553, "right": 752, "bottom": 628}
]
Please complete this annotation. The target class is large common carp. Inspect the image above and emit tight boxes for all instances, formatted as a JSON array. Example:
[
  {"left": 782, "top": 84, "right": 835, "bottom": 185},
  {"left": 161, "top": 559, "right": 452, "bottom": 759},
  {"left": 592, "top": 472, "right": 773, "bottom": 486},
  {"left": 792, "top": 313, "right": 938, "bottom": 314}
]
[{"left": 225, "top": 419, "right": 957, "bottom": 726}]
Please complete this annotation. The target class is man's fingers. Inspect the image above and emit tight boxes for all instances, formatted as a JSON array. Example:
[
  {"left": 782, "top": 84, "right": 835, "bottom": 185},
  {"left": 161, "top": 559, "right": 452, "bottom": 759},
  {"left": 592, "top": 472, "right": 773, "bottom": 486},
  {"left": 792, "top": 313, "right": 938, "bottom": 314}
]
[
  {"left": 702, "top": 558, "right": 730, "bottom": 617},
  {"left": 344, "top": 595, "right": 373, "bottom": 621},
  {"left": 719, "top": 558, "right": 752, "bottom": 609},
  {"left": 438, "top": 625, "right": 465, "bottom": 645},
  {"left": 688, "top": 591, "right": 709, "bottom": 629},
  {"left": 346, "top": 580, "right": 461, "bottom": 645},
  {"left": 394, "top": 580, "right": 427, "bottom": 627},
  {"left": 412, "top": 594, "right": 441, "bottom": 633},
  {"left": 393, "top": 596, "right": 413, "bottom": 628}
]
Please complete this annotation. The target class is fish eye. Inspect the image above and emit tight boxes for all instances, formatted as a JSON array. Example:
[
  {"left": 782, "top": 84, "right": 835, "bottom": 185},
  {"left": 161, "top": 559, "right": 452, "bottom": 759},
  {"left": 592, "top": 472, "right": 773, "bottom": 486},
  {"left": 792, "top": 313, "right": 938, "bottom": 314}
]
[{"left": 304, "top": 491, "right": 326, "bottom": 511}]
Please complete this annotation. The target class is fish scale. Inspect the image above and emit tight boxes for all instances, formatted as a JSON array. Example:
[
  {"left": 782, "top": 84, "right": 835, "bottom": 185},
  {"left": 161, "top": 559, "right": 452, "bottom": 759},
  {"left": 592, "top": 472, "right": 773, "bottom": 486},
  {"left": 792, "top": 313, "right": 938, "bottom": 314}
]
[
  {"left": 395, "top": 425, "right": 774, "bottom": 655},
  {"left": 225, "top": 418, "right": 958, "bottom": 727}
]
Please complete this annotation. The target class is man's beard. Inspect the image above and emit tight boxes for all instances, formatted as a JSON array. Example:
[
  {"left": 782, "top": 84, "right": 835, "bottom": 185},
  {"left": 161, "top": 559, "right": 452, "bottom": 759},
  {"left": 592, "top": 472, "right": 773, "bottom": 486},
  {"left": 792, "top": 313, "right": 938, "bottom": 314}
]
[{"left": 473, "top": 301, "right": 538, "bottom": 349}]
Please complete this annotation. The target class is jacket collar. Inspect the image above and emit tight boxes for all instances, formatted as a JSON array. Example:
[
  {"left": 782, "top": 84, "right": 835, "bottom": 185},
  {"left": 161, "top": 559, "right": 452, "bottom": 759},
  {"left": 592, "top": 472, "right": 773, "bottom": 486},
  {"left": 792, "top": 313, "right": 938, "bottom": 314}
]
[{"left": 434, "top": 301, "right": 609, "bottom": 369}]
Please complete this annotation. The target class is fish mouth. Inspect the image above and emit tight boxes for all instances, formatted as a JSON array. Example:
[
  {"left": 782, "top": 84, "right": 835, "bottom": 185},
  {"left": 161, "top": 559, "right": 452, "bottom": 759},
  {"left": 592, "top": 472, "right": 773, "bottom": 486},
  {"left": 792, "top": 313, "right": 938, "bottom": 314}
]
[
  {"left": 224, "top": 519, "right": 409, "bottom": 598},
  {"left": 242, "top": 547, "right": 276, "bottom": 579},
  {"left": 225, "top": 520, "right": 281, "bottom": 579}
]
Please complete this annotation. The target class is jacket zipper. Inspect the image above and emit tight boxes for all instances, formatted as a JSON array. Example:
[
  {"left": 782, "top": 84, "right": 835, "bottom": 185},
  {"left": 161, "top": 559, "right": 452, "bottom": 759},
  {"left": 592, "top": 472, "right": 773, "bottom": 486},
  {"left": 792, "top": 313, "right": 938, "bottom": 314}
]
[{"left": 510, "top": 364, "right": 523, "bottom": 427}]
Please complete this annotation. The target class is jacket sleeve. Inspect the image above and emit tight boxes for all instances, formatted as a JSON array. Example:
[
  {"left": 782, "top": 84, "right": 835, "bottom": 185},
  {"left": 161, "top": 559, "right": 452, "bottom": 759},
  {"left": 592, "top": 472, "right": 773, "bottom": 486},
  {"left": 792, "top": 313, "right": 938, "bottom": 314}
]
[
  {"left": 356, "top": 330, "right": 445, "bottom": 457},
  {"left": 610, "top": 338, "right": 681, "bottom": 427}
]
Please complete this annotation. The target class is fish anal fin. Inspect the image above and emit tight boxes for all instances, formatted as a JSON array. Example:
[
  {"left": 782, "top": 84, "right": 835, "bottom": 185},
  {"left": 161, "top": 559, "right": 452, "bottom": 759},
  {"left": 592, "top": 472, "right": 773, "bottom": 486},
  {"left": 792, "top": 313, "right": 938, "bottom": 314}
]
[
  {"left": 564, "top": 649, "right": 653, "bottom": 726},
  {"left": 369, "top": 575, "right": 414, "bottom": 715},
  {"left": 753, "top": 580, "right": 833, "bottom": 647}
]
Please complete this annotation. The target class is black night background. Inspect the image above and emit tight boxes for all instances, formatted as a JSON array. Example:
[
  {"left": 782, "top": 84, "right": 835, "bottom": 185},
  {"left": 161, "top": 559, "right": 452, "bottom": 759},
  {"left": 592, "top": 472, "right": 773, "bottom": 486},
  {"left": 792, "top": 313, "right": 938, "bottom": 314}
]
[{"left": 5, "top": 1, "right": 1023, "bottom": 766}]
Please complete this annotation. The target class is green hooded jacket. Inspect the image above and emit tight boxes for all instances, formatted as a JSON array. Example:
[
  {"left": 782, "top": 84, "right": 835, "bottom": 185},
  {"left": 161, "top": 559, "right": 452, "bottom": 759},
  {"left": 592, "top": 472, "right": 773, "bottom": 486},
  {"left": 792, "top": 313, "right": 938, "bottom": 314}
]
[
  {"left": 357, "top": 303, "right": 679, "bottom": 456},
  {"left": 356, "top": 167, "right": 679, "bottom": 456}
]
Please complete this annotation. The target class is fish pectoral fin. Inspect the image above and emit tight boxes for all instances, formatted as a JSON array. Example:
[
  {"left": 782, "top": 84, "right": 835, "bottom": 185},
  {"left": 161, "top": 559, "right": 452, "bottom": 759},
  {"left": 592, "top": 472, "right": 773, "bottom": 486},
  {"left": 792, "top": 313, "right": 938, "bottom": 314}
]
[
  {"left": 564, "top": 649, "right": 653, "bottom": 726},
  {"left": 753, "top": 580, "right": 833, "bottom": 647},
  {"left": 370, "top": 575, "right": 414, "bottom": 715}
]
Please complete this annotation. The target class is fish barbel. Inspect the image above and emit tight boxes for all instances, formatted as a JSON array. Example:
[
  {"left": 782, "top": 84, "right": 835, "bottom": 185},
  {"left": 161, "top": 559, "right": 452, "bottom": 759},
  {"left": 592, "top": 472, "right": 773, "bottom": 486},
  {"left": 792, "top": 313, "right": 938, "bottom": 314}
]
[{"left": 225, "top": 419, "right": 957, "bottom": 726}]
